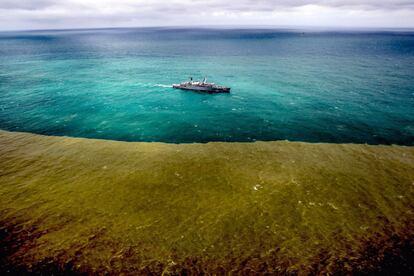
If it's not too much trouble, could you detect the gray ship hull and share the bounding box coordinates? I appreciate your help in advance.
[172,84,230,93]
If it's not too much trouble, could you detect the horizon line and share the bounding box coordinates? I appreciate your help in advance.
[1,25,414,33]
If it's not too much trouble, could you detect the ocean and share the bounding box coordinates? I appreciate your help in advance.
[1,28,414,274]
[0,28,413,144]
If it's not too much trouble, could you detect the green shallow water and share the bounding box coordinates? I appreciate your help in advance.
[0,131,413,274]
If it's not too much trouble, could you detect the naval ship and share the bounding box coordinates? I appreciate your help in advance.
[173,77,230,93]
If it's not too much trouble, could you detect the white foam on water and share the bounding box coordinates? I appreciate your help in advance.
[134,83,171,88]
[154,84,171,88]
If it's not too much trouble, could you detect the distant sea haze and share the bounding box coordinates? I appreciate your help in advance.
[0,28,413,145]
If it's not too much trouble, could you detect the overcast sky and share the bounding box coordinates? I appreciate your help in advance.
[1,0,414,31]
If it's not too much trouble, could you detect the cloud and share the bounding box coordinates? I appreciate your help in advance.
[0,0,414,30]
[2,0,414,11]
[0,0,57,10]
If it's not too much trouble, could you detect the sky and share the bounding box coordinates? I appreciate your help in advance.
[1,0,414,31]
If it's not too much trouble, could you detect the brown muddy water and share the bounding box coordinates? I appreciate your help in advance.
[0,130,413,274]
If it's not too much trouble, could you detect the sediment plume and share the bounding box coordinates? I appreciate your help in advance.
[0,130,413,274]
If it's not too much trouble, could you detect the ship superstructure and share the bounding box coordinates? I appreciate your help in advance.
[173,77,230,93]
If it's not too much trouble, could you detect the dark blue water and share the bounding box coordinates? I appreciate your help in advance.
[0,28,413,144]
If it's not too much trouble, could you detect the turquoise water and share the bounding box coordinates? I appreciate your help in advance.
[0,28,413,144]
